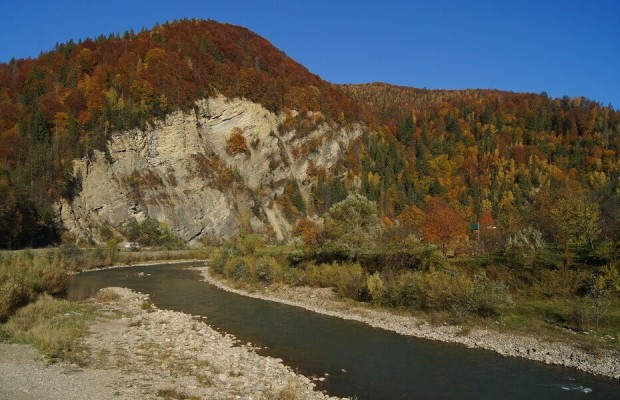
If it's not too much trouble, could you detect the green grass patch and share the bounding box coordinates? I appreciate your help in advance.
[0,294,97,364]
[500,297,620,350]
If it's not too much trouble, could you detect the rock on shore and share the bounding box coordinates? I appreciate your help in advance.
[201,267,620,380]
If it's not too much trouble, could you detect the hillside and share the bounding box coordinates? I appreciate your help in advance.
[0,19,360,247]
[339,82,619,218]
[0,19,618,252]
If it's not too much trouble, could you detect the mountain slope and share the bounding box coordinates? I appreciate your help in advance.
[0,20,618,248]
[0,19,360,247]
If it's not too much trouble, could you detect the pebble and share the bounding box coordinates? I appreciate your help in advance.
[92,287,340,399]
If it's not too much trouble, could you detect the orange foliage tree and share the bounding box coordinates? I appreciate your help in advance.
[293,217,321,250]
[422,198,467,256]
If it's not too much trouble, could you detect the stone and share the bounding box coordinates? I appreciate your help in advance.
[58,95,363,244]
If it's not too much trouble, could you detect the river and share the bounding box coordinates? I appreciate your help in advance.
[67,262,620,399]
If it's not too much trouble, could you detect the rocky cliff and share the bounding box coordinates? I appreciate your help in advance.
[58,95,363,245]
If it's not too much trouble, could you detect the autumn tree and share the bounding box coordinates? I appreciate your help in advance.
[321,194,384,260]
[548,189,602,266]
[395,204,424,239]
[421,198,467,256]
[504,226,546,270]
[293,217,321,251]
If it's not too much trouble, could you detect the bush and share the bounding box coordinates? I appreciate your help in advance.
[0,252,70,321]
[334,262,368,300]
[382,271,424,308]
[321,194,384,260]
[304,262,367,300]
[210,243,242,275]
[381,236,446,271]
[224,256,252,281]
[367,272,385,304]
[226,127,250,156]
[504,226,547,270]
[530,269,589,298]
[240,234,266,255]
[418,268,473,313]
[470,272,513,317]
[120,217,185,249]
[252,256,281,284]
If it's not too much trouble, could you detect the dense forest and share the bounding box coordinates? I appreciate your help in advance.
[293,83,620,264]
[0,18,618,265]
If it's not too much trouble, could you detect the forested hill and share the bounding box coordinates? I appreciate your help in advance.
[0,19,619,250]
[0,19,359,247]
[335,83,619,224]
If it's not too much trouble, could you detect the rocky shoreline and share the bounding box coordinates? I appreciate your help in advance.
[200,266,620,380]
[73,258,206,274]
[83,287,342,399]
[1,284,343,400]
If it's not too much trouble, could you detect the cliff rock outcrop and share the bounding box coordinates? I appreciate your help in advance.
[58,96,362,244]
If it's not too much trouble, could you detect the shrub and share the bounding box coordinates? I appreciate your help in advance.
[470,272,514,317]
[382,236,446,271]
[321,194,384,260]
[418,268,473,312]
[0,252,70,321]
[240,234,266,255]
[332,262,367,300]
[531,269,589,298]
[224,256,252,281]
[210,243,242,275]
[304,262,368,300]
[367,272,385,304]
[382,271,424,308]
[504,226,546,270]
[226,127,250,156]
[252,256,281,284]
[120,217,185,249]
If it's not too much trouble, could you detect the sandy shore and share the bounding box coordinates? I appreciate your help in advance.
[200,266,620,380]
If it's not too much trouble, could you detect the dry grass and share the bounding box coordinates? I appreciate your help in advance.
[95,289,122,303]
[0,295,97,364]
[261,378,305,400]
[157,389,200,400]
[0,251,70,320]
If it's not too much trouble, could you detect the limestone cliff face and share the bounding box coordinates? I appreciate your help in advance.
[58,96,362,245]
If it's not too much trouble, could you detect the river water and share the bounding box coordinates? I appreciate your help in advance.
[67,262,620,399]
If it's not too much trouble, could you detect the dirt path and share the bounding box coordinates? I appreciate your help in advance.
[0,343,142,400]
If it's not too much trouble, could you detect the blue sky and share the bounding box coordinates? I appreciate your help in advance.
[1,0,619,107]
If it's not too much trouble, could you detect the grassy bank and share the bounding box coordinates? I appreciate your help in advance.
[0,295,97,364]
[0,245,209,366]
[0,251,70,320]
[0,245,209,321]
[210,242,620,351]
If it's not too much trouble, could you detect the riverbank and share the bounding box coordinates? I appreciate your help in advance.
[73,258,207,273]
[200,266,620,380]
[1,287,342,400]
